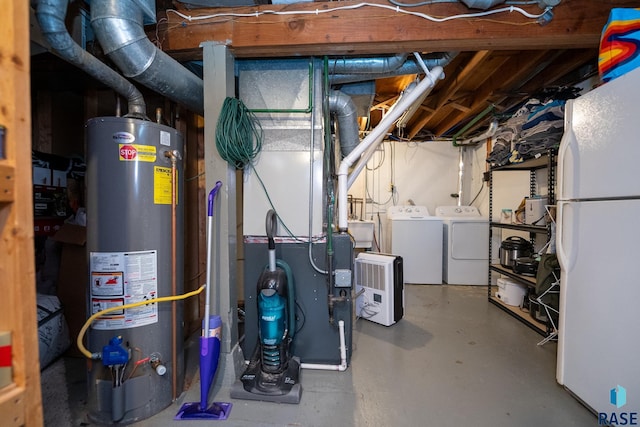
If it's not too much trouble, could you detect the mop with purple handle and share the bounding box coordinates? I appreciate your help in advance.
[175,181,232,420]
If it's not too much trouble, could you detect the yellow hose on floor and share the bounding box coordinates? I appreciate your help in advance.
[76,285,206,359]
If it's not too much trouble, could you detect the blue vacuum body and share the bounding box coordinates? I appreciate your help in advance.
[231,212,302,404]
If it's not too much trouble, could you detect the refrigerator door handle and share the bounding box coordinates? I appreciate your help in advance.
[556,200,578,272]
[557,100,579,201]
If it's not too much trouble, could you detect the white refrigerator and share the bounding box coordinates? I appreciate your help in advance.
[556,67,640,415]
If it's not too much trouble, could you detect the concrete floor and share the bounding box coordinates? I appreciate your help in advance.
[42,285,595,426]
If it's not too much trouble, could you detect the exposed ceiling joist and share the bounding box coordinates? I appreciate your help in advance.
[157,0,632,60]
[430,51,551,136]
[30,0,631,141]
[408,50,493,138]
[148,0,629,140]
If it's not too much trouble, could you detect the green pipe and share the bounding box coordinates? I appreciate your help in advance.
[327,192,334,254]
[452,103,495,147]
[323,56,332,170]
[323,56,334,255]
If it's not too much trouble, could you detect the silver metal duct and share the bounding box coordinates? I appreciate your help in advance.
[35,0,147,118]
[329,52,458,85]
[327,54,409,75]
[91,0,204,116]
[329,90,360,157]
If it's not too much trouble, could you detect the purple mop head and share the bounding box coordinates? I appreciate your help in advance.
[174,401,232,421]
[175,331,232,420]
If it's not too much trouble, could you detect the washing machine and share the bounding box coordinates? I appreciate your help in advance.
[435,205,489,285]
[387,205,443,284]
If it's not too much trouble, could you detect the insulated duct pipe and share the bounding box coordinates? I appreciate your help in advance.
[91,0,204,116]
[329,90,360,157]
[329,52,457,86]
[35,0,147,118]
[337,65,445,231]
[327,54,408,75]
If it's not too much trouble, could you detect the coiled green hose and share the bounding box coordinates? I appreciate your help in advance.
[215,97,263,169]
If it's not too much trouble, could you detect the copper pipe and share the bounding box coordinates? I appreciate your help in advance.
[165,150,178,401]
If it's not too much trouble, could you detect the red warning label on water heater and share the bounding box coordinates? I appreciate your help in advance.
[118,143,156,162]
[119,144,137,160]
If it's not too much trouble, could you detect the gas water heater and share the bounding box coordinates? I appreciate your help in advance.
[85,117,184,424]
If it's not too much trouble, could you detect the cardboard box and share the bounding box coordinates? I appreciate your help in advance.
[52,224,87,357]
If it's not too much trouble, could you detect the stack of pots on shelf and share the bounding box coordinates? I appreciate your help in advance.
[499,236,535,273]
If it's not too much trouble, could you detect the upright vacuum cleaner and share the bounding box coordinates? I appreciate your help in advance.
[231,210,302,403]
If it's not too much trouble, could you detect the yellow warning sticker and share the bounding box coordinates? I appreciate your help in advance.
[119,144,157,162]
[154,166,178,205]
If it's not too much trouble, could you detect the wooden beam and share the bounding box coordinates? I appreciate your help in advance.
[372,95,399,109]
[159,0,633,60]
[432,50,550,136]
[418,104,435,114]
[408,50,492,138]
[0,1,43,426]
[449,102,472,113]
[517,48,598,93]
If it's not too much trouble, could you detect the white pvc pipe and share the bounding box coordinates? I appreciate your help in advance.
[300,320,348,371]
[459,119,498,146]
[413,51,430,74]
[241,319,347,371]
[347,131,387,189]
[457,120,498,204]
[337,65,444,230]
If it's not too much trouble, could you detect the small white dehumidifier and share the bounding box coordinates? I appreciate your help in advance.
[354,253,404,326]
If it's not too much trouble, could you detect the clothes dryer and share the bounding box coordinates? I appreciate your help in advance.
[435,206,489,285]
[387,205,443,284]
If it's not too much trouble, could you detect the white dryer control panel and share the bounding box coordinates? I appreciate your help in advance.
[435,205,481,217]
[387,205,430,218]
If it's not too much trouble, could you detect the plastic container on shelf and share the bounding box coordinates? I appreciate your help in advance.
[496,277,527,307]
[500,208,513,224]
